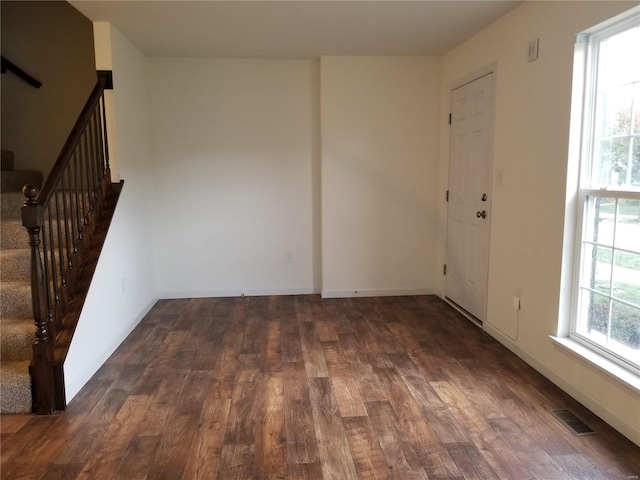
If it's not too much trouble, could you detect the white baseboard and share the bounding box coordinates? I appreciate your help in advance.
[159,287,320,299]
[484,322,640,447]
[321,288,435,299]
[64,297,158,403]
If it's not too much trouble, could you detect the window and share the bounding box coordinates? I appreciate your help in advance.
[571,8,640,373]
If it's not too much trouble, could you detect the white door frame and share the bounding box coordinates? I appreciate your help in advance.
[444,64,497,326]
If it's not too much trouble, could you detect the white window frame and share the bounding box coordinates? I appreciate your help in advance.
[570,7,640,375]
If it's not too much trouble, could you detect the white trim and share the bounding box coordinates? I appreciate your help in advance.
[483,323,640,446]
[159,287,320,299]
[447,61,497,91]
[581,189,640,199]
[64,297,158,403]
[550,335,640,394]
[584,5,640,40]
[321,288,435,299]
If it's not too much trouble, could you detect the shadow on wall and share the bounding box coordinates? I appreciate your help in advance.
[1,0,96,179]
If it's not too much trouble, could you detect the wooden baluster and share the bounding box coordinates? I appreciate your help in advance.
[22,185,55,414]
[92,107,101,186]
[79,130,94,233]
[78,135,90,224]
[53,189,66,289]
[60,170,74,270]
[85,114,96,201]
[90,108,103,218]
[46,205,59,307]
[88,122,98,207]
[72,151,84,241]
[44,205,62,336]
[100,93,111,185]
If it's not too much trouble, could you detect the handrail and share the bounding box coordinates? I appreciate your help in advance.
[1,56,42,88]
[21,75,114,414]
[37,75,108,206]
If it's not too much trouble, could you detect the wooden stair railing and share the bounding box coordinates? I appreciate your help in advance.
[21,73,121,414]
[1,56,43,88]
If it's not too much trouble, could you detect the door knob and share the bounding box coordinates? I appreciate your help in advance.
[476,210,487,219]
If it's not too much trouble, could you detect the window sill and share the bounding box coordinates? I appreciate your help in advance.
[550,336,640,394]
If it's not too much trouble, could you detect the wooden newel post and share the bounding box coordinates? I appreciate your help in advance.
[22,184,55,414]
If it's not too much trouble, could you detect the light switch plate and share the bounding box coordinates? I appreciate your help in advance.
[528,38,539,62]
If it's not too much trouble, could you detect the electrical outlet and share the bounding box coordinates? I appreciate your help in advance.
[285,251,293,263]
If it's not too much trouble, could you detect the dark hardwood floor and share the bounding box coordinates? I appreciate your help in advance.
[1,295,639,479]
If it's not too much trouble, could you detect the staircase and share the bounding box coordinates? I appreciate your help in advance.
[0,73,121,414]
[1,150,43,413]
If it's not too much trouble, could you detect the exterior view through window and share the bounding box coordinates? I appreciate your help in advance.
[572,9,640,373]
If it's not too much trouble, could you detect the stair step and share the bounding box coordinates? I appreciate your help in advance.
[1,248,31,282]
[1,192,25,220]
[0,319,34,361]
[0,360,32,413]
[1,220,29,249]
[1,281,33,319]
[1,170,43,193]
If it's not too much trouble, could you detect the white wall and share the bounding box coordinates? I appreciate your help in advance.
[64,24,157,401]
[1,1,96,177]
[438,1,640,445]
[321,56,440,297]
[149,59,320,297]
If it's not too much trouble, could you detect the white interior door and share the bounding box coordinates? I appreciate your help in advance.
[445,72,494,323]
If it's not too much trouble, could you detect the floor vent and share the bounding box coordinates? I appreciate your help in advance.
[550,409,597,436]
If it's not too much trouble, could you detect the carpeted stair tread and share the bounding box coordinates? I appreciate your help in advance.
[1,281,33,319]
[1,192,26,220]
[0,360,32,413]
[1,219,29,249]
[1,318,34,361]
[2,217,76,250]
[1,248,31,282]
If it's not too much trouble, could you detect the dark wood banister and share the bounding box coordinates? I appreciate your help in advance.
[1,56,42,88]
[36,76,109,206]
[21,72,121,414]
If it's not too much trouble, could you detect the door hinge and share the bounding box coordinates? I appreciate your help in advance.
[446,190,449,202]
[443,264,447,275]
[448,113,452,125]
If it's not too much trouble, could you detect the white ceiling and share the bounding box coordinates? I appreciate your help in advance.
[70,1,522,59]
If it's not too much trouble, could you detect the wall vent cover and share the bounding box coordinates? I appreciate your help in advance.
[550,409,597,436]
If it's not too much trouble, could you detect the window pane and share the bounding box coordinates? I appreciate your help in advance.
[595,246,614,293]
[615,198,640,251]
[610,301,640,350]
[591,24,640,190]
[583,290,610,335]
[599,26,640,88]
[584,196,615,245]
[634,84,640,133]
[632,137,640,186]
[581,243,612,293]
[602,85,632,137]
[612,251,640,305]
[599,137,630,186]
